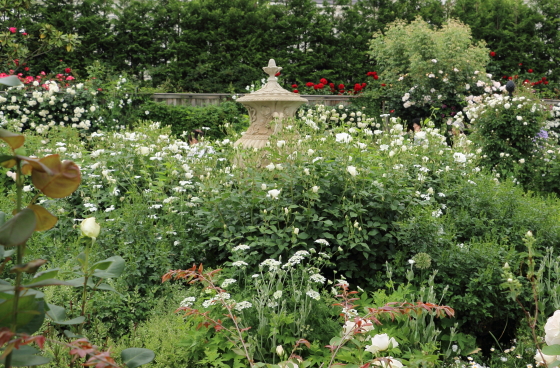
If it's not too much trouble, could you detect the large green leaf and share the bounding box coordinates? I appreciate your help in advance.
[0,293,45,334]
[0,345,51,366]
[0,208,37,247]
[0,76,24,87]
[121,348,155,368]
[542,345,560,356]
[92,256,125,278]
[46,303,85,325]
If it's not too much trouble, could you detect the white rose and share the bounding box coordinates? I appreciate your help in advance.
[373,357,404,368]
[268,189,281,199]
[312,186,319,193]
[453,153,467,163]
[81,217,100,239]
[265,163,275,171]
[335,133,352,143]
[545,310,560,345]
[365,334,398,354]
[276,345,284,356]
[347,166,358,177]
[534,349,559,366]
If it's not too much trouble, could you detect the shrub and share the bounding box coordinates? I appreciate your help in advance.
[367,17,490,127]
[139,100,248,140]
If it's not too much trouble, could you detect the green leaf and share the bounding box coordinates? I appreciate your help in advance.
[542,345,560,356]
[0,345,51,366]
[0,209,37,247]
[30,268,60,283]
[24,278,73,288]
[91,256,125,278]
[46,303,85,325]
[0,293,45,334]
[0,76,24,87]
[121,348,155,368]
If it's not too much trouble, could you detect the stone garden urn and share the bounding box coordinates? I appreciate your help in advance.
[234,59,308,149]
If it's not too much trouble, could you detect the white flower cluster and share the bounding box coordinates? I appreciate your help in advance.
[202,292,231,308]
[260,258,282,270]
[179,296,196,308]
[220,278,237,288]
[282,250,310,269]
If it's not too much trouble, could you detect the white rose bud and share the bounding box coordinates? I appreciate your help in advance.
[81,217,100,239]
[276,345,284,357]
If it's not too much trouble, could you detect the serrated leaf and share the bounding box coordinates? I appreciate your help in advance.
[0,208,36,247]
[121,348,155,368]
[91,256,125,278]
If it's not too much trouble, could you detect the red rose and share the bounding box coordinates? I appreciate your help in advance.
[544,81,549,85]
[291,84,298,88]
[542,77,547,81]
[339,90,344,94]
[502,76,508,79]
[390,109,395,113]
[24,67,29,71]
[320,78,328,85]
[338,84,345,90]
[305,82,314,87]
[490,51,496,57]
[316,83,325,89]
[381,83,386,87]
[275,72,281,77]
[293,90,299,93]
[373,75,379,80]
[66,76,75,81]
[22,32,27,36]
[528,69,533,73]
[519,63,523,66]
[366,72,374,76]
[523,79,529,83]
[313,85,318,90]
[97,88,103,91]
[65,68,72,74]
[361,83,367,88]
[9,27,16,33]
[329,82,334,88]
[508,76,513,80]
[354,83,362,91]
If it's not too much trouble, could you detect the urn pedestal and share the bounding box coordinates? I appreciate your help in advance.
[234,59,308,149]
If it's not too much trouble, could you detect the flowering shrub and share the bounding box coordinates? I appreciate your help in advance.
[367,17,490,126]
[0,72,145,133]
[454,88,550,186]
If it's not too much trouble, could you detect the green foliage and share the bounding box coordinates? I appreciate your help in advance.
[465,87,550,185]
[0,0,81,71]
[140,100,248,140]
[451,0,560,94]
[367,17,490,126]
